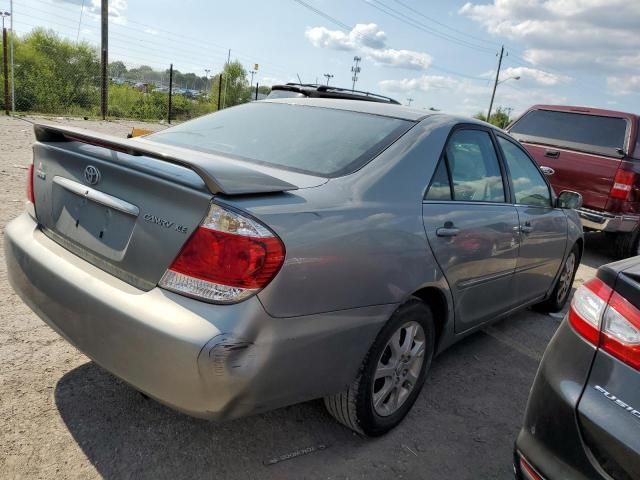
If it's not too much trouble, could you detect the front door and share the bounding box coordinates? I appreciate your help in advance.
[423,128,520,333]
[496,135,567,302]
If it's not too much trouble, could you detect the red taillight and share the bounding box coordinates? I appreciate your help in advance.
[601,290,640,370]
[26,163,35,204]
[159,203,285,303]
[610,169,635,200]
[568,278,612,345]
[570,276,640,371]
[518,454,544,480]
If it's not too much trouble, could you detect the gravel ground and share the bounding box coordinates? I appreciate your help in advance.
[0,115,617,479]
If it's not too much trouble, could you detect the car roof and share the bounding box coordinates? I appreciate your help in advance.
[270,83,402,105]
[262,97,455,122]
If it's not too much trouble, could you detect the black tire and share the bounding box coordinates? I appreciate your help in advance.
[613,230,640,259]
[324,298,435,437]
[534,244,580,313]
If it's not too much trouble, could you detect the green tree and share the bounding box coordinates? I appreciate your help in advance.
[108,61,127,79]
[10,28,99,113]
[474,106,511,128]
[211,61,250,109]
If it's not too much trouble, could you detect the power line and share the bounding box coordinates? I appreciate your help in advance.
[291,0,351,31]
[392,0,500,48]
[363,0,495,54]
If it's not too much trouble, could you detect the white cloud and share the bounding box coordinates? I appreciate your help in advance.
[498,66,570,86]
[379,73,567,116]
[55,0,128,24]
[607,76,640,96]
[305,23,432,70]
[460,0,640,83]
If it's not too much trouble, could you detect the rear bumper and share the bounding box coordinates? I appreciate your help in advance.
[578,208,638,233]
[514,320,607,479]
[5,213,392,420]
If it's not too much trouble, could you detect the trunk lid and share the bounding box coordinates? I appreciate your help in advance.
[31,123,322,290]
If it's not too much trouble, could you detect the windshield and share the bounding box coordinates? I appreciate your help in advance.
[149,102,413,177]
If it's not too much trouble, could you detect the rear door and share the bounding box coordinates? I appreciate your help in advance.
[496,134,567,302]
[423,127,521,332]
[509,109,629,210]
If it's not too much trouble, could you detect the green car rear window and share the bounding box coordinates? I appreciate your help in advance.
[149,102,413,177]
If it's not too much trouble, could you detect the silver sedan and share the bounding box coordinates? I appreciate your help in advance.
[5,98,583,436]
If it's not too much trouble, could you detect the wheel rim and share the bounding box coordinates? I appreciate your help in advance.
[372,321,426,417]
[556,252,576,303]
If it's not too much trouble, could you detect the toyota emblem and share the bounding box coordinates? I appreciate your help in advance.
[84,165,101,185]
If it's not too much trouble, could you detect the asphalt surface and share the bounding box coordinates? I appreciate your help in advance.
[0,115,617,479]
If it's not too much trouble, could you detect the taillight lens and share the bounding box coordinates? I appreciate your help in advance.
[601,291,640,370]
[570,276,640,371]
[610,169,635,200]
[159,203,285,303]
[26,163,35,204]
[518,454,544,480]
[568,278,612,344]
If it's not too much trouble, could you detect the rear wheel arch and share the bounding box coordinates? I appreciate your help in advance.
[411,286,449,351]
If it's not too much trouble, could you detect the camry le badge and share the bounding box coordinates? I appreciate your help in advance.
[84,165,101,185]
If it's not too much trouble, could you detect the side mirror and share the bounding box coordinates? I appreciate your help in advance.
[556,190,582,210]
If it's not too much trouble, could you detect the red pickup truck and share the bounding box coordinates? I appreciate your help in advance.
[508,105,640,257]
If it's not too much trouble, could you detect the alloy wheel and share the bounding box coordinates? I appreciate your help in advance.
[557,252,576,303]
[372,321,426,417]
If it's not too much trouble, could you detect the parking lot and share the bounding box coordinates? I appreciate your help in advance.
[0,115,617,479]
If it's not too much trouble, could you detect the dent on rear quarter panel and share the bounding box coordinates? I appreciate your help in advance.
[224,116,457,319]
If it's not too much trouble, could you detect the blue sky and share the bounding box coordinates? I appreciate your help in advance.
[6,0,640,115]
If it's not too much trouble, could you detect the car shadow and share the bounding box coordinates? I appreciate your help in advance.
[582,232,618,269]
[55,313,548,480]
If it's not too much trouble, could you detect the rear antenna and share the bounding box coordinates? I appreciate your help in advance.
[296,73,303,84]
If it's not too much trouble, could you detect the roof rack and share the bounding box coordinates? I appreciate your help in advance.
[271,83,401,105]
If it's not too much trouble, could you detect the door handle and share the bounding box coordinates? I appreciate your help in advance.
[436,227,460,237]
[520,222,533,234]
[544,149,560,159]
[540,166,555,176]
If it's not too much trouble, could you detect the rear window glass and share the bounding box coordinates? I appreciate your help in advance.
[149,102,413,177]
[510,110,627,156]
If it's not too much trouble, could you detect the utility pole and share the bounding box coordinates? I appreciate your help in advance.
[100,0,108,120]
[204,68,210,92]
[10,0,14,112]
[351,56,361,91]
[255,82,258,101]
[406,98,414,107]
[487,45,504,122]
[168,63,173,124]
[323,73,334,85]
[1,11,10,115]
[217,74,223,110]
[222,48,230,109]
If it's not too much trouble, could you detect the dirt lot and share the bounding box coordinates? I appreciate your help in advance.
[0,115,617,479]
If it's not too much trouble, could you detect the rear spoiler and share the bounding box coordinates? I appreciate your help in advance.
[33,123,298,195]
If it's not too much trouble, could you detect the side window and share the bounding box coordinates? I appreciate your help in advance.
[497,136,551,207]
[446,129,505,202]
[425,158,451,200]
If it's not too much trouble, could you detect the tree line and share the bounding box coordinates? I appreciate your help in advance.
[0,28,270,121]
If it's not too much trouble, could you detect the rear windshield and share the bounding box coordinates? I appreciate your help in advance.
[149,102,413,177]
[510,109,628,157]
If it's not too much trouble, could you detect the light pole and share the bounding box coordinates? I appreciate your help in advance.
[1,11,10,115]
[323,73,333,85]
[351,56,361,91]
[204,68,210,91]
[406,97,414,107]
